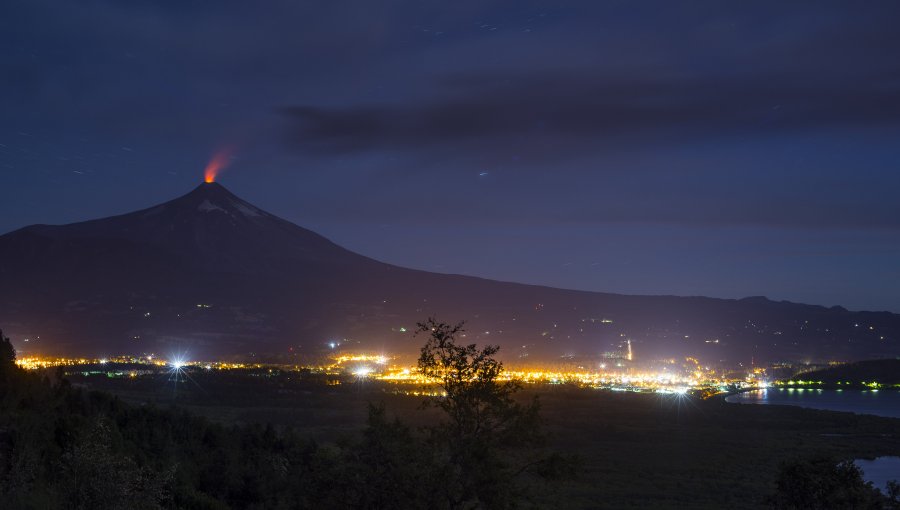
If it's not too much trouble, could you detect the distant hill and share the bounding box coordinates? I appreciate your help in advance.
[1,182,899,363]
[792,359,900,385]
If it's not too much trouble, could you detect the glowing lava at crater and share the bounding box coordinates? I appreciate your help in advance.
[204,149,233,183]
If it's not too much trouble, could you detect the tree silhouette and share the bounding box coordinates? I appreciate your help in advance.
[416,317,568,508]
[0,330,16,378]
[58,419,170,509]
[886,480,900,509]
[768,457,885,509]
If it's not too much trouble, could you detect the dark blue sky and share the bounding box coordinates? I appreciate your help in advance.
[2,1,900,311]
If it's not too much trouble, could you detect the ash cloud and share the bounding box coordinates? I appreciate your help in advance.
[280,68,900,155]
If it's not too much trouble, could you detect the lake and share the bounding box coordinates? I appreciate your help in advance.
[855,457,900,492]
[725,388,900,419]
[726,389,900,490]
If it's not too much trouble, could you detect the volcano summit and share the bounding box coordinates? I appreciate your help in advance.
[1,183,898,363]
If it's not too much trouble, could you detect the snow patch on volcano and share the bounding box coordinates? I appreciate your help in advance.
[232,201,262,217]
[198,199,226,213]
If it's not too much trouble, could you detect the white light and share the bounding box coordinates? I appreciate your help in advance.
[353,367,372,377]
[99,358,108,364]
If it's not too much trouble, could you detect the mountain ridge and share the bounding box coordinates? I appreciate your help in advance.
[1,183,898,364]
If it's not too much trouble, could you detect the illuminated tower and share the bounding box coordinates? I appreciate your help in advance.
[626,339,633,361]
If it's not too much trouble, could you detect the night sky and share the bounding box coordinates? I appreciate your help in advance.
[2,1,900,312]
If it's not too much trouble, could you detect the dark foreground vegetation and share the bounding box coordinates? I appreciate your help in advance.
[0,323,571,509]
[2,326,900,509]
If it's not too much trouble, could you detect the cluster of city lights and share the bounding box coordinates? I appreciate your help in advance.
[374,365,760,394]
[14,352,780,396]
[15,356,95,370]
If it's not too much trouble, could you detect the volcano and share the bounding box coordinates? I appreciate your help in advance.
[1,182,898,363]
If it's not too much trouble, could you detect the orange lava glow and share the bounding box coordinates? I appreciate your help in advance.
[204,150,232,183]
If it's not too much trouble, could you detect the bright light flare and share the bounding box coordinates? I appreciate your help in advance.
[168,354,189,370]
[204,149,233,183]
